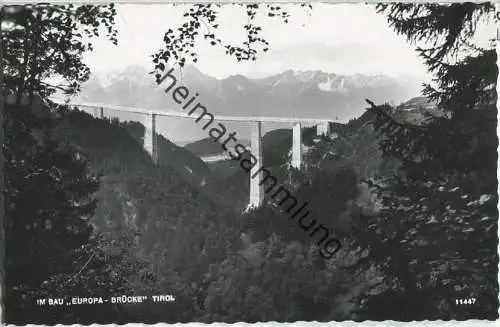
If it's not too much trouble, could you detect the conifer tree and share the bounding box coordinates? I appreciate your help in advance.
[349,3,498,320]
[1,4,140,324]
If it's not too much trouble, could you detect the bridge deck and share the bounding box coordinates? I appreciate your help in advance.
[51,99,336,124]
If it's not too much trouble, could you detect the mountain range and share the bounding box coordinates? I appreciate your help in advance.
[76,65,422,142]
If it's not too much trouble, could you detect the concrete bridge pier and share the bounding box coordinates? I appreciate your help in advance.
[291,122,302,169]
[316,121,330,136]
[248,121,264,209]
[144,113,158,164]
[93,107,104,119]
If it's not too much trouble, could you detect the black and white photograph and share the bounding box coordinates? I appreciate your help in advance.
[0,1,498,324]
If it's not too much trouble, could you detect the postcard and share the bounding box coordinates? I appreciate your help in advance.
[1,2,498,324]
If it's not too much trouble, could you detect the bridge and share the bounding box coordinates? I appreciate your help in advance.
[51,99,334,209]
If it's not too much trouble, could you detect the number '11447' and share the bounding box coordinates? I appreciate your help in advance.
[456,298,476,305]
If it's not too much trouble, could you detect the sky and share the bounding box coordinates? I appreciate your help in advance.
[80,3,495,143]
[84,3,437,81]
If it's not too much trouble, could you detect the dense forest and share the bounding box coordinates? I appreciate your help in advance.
[2,2,498,324]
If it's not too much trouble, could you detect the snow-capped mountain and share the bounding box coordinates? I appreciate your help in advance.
[76,65,422,141]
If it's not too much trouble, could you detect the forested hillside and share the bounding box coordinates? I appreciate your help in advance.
[53,107,244,322]
[31,105,378,322]
[121,120,212,188]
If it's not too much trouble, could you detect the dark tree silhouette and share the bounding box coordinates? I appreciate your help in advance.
[2,4,117,105]
[1,4,142,324]
[348,3,498,320]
